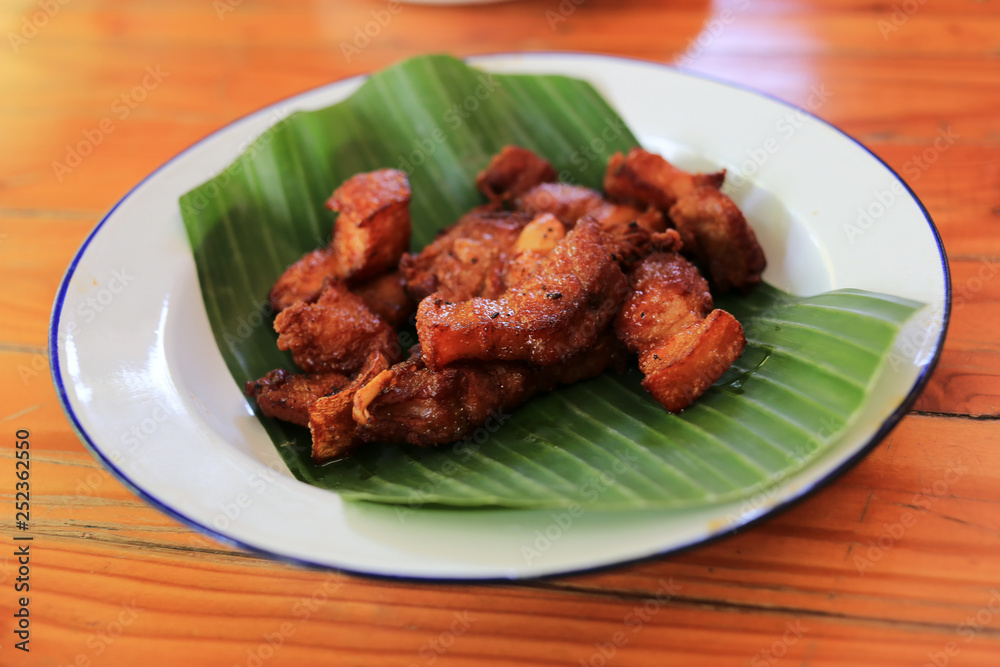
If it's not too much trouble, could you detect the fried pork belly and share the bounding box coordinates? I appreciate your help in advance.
[274,281,401,374]
[604,147,724,211]
[400,207,532,302]
[308,352,390,462]
[268,169,412,312]
[257,148,762,455]
[352,270,414,328]
[669,188,767,293]
[350,333,627,448]
[269,246,340,312]
[244,369,349,427]
[502,213,566,287]
[517,182,672,266]
[518,182,606,223]
[604,148,765,292]
[476,145,558,203]
[614,252,746,412]
[416,219,628,369]
[519,181,667,234]
[326,168,412,283]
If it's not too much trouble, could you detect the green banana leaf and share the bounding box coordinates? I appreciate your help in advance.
[180,54,920,510]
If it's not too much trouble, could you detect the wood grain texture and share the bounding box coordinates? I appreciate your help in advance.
[1,0,997,665]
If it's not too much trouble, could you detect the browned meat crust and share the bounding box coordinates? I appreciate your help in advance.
[603,148,765,293]
[416,219,628,369]
[244,369,350,427]
[350,333,627,448]
[268,169,412,312]
[326,168,412,283]
[268,247,340,312]
[516,182,672,268]
[669,187,767,293]
[476,145,558,202]
[518,182,607,224]
[614,252,746,412]
[501,213,566,287]
[604,147,724,211]
[400,207,533,302]
[308,352,390,462]
[352,270,414,328]
[274,281,401,374]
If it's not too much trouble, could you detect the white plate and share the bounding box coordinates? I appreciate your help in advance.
[51,53,949,580]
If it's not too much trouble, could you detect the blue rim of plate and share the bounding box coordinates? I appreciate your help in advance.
[49,51,952,583]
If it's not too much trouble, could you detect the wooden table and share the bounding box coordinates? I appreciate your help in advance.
[2,0,998,664]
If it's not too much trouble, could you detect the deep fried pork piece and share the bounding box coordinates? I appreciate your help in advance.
[308,352,390,462]
[502,213,566,287]
[268,169,412,312]
[669,188,767,293]
[517,182,672,267]
[476,145,558,203]
[326,168,411,283]
[400,207,532,302]
[604,147,724,211]
[519,182,667,234]
[274,281,401,374]
[244,369,349,427]
[604,148,765,292]
[352,270,414,328]
[271,255,416,321]
[614,252,746,412]
[416,219,628,369]
[518,182,606,223]
[350,333,627,448]
[268,247,340,312]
